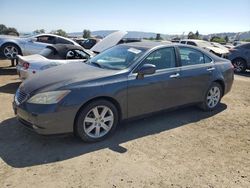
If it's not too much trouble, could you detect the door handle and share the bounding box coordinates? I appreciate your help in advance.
[170,73,180,78]
[207,67,215,71]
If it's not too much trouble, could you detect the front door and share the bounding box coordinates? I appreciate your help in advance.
[127,47,183,118]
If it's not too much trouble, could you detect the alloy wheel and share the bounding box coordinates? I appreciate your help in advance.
[3,45,18,59]
[83,105,114,138]
[233,61,245,73]
[206,86,221,108]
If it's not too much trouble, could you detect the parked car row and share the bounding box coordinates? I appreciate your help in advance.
[16,31,128,79]
[179,39,250,73]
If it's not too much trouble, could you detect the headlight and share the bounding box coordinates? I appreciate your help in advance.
[27,90,70,104]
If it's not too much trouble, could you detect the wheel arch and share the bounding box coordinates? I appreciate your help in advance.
[73,96,122,132]
[213,79,225,96]
[232,57,247,63]
[0,42,23,55]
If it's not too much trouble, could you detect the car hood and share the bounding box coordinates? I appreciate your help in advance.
[20,62,121,94]
[205,46,228,54]
[90,31,128,53]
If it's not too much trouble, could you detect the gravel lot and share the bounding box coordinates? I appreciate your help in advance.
[0,60,250,188]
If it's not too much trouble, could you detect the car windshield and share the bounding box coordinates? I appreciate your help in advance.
[87,45,147,70]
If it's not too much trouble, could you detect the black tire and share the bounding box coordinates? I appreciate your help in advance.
[200,82,222,111]
[0,43,22,59]
[232,58,247,73]
[75,100,119,142]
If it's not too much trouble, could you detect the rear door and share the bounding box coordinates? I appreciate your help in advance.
[127,47,183,118]
[177,46,214,103]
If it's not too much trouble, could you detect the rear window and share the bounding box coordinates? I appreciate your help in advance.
[56,37,74,45]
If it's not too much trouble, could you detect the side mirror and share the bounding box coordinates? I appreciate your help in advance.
[137,64,156,79]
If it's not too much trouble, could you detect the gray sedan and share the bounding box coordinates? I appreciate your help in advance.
[13,42,234,142]
[0,34,80,59]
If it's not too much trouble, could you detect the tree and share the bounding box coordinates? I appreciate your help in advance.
[155,33,163,40]
[210,36,226,43]
[3,27,19,36]
[51,29,67,37]
[0,24,19,36]
[195,30,199,38]
[224,36,229,43]
[188,31,199,39]
[83,29,91,38]
[33,29,45,34]
[0,24,7,34]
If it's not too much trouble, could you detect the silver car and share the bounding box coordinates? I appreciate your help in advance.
[16,44,94,79]
[0,34,80,59]
[16,31,128,80]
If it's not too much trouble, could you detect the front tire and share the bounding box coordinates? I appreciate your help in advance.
[75,100,119,142]
[200,82,222,111]
[232,58,247,73]
[0,43,21,59]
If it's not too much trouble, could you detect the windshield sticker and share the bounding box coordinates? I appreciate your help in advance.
[127,48,142,54]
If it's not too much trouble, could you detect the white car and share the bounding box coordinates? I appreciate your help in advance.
[0,33,80,59]
[16,31,128,80]
[180,39,228,57]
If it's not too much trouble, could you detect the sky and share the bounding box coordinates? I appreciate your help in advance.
[0,0,250,35]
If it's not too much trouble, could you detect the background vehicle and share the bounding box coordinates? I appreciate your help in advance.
[16,31,128,79]
[16,44,94,79]
[0,34,80,59]
[228,43,250,73]
[180,39,228,57]
[79,38,101,49]
[210,42,229,54]
[13,42,234,142]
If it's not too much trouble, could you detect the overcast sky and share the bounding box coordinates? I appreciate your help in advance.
[0,0,250,34]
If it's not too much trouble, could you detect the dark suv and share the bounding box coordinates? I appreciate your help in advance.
[228,43,250,73]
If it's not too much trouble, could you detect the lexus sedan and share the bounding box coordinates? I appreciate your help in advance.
[0,34,80,59]
[13,42,234,142]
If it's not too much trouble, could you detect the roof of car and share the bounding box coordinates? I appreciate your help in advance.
[121,41,173,49]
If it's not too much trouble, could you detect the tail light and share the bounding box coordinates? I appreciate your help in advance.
[23,62,30,70]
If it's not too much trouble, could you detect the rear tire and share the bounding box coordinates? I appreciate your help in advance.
[75,100,119,142]
[200,82,222,111]
[232,58,247,73]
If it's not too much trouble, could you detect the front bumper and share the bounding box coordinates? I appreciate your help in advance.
[13,101,77,135]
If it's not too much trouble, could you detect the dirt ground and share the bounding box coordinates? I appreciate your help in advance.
[0,59,249,188]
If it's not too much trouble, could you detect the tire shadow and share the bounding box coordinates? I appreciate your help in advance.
[0,82,21,94]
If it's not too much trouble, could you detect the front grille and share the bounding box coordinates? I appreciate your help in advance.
[15,89,28,105]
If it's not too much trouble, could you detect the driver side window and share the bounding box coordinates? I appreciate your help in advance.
[36,36,55,44]
[142,47,176,70]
